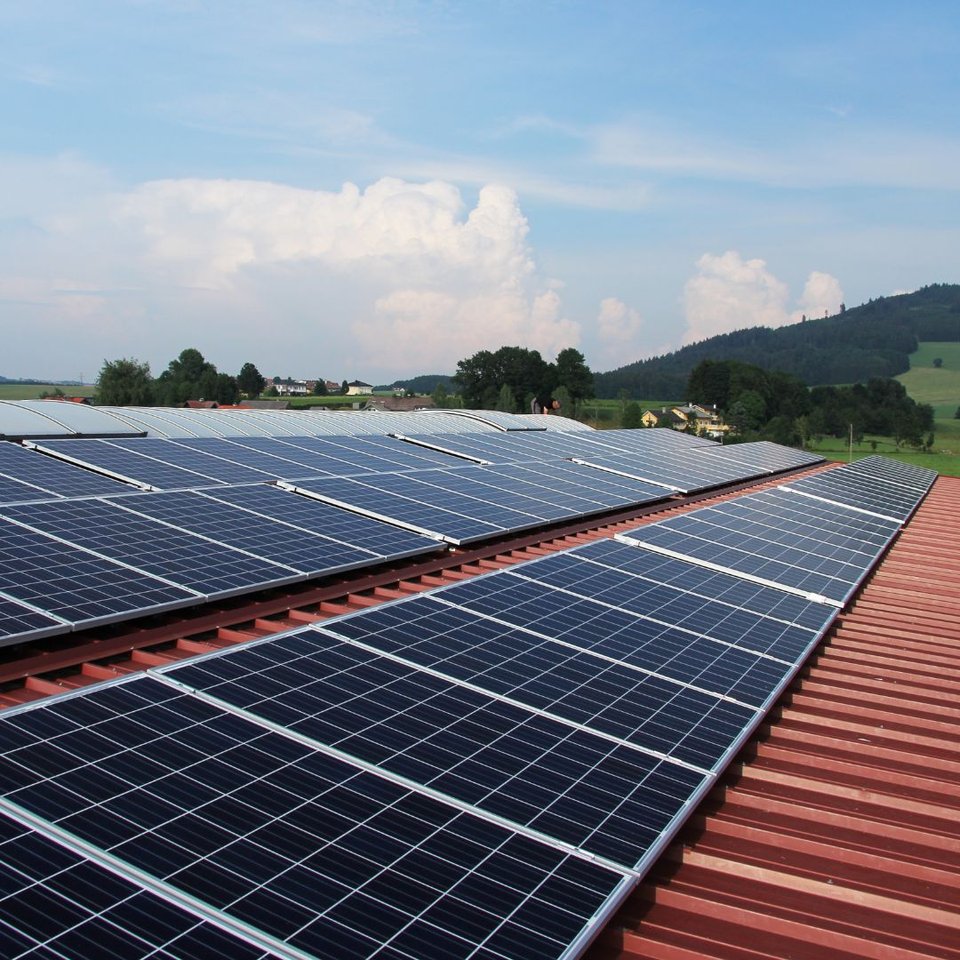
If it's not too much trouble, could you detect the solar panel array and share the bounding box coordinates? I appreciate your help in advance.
[280,461,671,545]
[0,420,836,651]
[0,431,936,959]
[617,459,935,606]
[1,401,526,440]
[0,491,443,648]
[0,677,632,960]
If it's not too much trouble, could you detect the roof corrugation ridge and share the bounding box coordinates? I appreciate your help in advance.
[589,474,960,960]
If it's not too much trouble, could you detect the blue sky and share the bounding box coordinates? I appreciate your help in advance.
[2,1,958,385]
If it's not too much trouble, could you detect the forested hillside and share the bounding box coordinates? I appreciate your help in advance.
[593,283,960,399]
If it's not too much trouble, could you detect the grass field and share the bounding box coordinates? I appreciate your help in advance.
[897,341,960,419]
[0,383,96,401]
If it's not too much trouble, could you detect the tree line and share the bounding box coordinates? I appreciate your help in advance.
[687,359,935,450]
[451,346,594,413]
[593,283,960,399]
[96,350,268,406]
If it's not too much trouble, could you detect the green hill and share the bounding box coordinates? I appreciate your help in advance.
[594,283,960,399]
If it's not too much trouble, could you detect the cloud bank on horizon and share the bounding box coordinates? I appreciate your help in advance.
[1,2,957,384]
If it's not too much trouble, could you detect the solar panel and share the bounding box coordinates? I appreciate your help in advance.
[255,435,401,475]
[30,439,229,490]
[1,499,303,600]
[320,596,758,771]
[429,571,809,708]
[0,518,198,635]
[0,441,135,499]
[198,483,447,559]
[279,475,530,545]
[177,436,348,478]
[109,489,439,577]
[718,487,901,550]
[0,595,67,645]
[323,434,471,470]
[615,489,896,605]
[0,677,631,960]
[283,459,671,547]
[571,447,755,493]
[0,472,64,506]
[161,628,709,871]
[781,465,928,522]
[107,438,278,484]
[702,440,824,473]
[494,461,674,507]
[843,454,937,493]
[0,809,283,959]
[526,538,837,645]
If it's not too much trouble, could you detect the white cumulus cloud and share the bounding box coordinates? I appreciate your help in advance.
[592,297,645,368]
[791,270,844,321]
[1,173,583,381]
[683,251,843,344]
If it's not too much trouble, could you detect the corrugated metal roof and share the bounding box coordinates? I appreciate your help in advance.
[588,475,960,960]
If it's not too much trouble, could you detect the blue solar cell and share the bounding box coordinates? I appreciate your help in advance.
[281,476,511,544]
[0,677,629,960]
[782,466,926,522]
[2,441,132,498]
[35,439,229,490]
[0,596,66,645]
[198,483,444,559]
[0,472,63,505]
[108,490,405,578]
[1,499,301,599]
[322,597,757,770]
[523,539,835,656]
[496,460,673,505]
[108,438,276,484]
[0,811,281,960]
[0,517,198,628]
[434,573,795,708]
[618,511,868,605]
[163,628,709,869]
[702,440,824,473]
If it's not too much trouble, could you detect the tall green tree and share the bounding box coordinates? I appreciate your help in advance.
[155,348,219,404]
[495,384,516,413]
[237,362,265,397]
[622,402,643,429]
[431,383,450,408]
[453,346,549,410]
[96,358,155,406]
[553,348,594,404]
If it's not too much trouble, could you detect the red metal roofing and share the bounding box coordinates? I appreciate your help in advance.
[587,475,960,960]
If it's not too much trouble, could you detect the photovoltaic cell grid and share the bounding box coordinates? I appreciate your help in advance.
[781,460,935,523]
[427,567,824,707]
[616,486,904,605]
[0,499,303,601]
[116,489,443,575]
[0,810,282,960]
[29,439,231,491]
[531,539,837,645]
[282,460,671,545]
[320,597,756,771]
[0,440,134,501]
[572,446,758,493]
[162,628,709,870]
[108,438,278,484]
[0,677,629,960]
[0,518,197,637]
[843,454,937,493]
[196,484,444,558]
[702,440,824,474]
